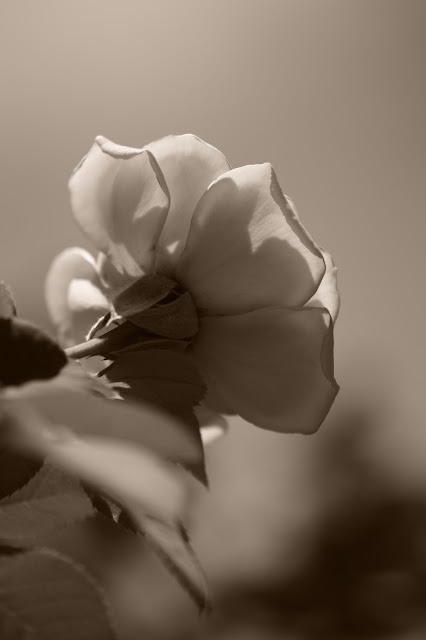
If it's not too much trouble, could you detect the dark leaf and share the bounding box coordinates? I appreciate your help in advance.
[103,349,207,483]
[3,463,84,505]
[112,273,176,317]
[0,318,67,386]
[109,336,190,356]
[127,290,199,339]
[84,490,114,519]
[104,348,206,414]
[0,548,117,639]
[0,448,41,501]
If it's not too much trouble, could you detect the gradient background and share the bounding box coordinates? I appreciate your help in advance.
[1,1,425,637]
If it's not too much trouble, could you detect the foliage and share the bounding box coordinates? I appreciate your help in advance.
[0,283,210,638]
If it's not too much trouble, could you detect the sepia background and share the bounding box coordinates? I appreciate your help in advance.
[1,1,425,637]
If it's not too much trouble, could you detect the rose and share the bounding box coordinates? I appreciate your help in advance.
[46,134,339,434]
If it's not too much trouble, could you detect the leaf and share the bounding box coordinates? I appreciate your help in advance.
[2,400,192,523]
[104,348,206,415]
[126,291,199,339]
[112,273,176,317]
[0,318,67,386]
[4,373,203,466]
[0,548,117,639]
[0,492,93,548]
[130,513,211,614]
[3,464,84,505]
[0,283,16,319]
[109,336,190,356]
[27,516,188,638]
[110,274,199,339]
[32,514,143,590]
[102,349,208,483]
[0,448,41,501]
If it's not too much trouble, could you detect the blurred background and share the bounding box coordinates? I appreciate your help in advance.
[1,1,425,637]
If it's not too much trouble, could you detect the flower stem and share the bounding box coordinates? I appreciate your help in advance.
[65,322,142,359]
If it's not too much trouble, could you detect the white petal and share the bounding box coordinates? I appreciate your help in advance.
[145,134,230,276]
[177,164,325,314]
[192,306,338,434]
[45,248,108,346]
[305,249,340,322]
[69,137,170,284]
[67,278,109,312]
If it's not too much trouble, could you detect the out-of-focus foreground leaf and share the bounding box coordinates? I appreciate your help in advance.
[7,373,203,465]
[139,515,211,614]
[0,448,41,500]
[2,398,191,523]
[0,548,117,639]
[0,371,209,615]
[0,492,93,548]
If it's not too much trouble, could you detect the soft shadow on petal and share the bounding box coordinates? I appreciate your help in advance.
[192,307,339,434]
[69,137,170,283]
[177,164,325,314]
[146,134,230,276]
[305,249,340,323]
[45,248,109,347]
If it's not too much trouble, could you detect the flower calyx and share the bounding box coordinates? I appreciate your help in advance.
[66,273,199,361]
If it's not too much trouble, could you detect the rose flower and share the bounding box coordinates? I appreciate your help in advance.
[46,134,339,435]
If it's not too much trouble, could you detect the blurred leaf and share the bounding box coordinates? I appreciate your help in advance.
[0,318,67,386]
[2,400,191,523]
[137,515,211,614]
[36,514,143,587]
[3,464,84,505]
[0,548,117,639]
[0,448,41,501]
[0,283,16,319]
[29,515,179,639]
[4,374,203,466]
[0,492,93,548]
[55,361,120,400]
